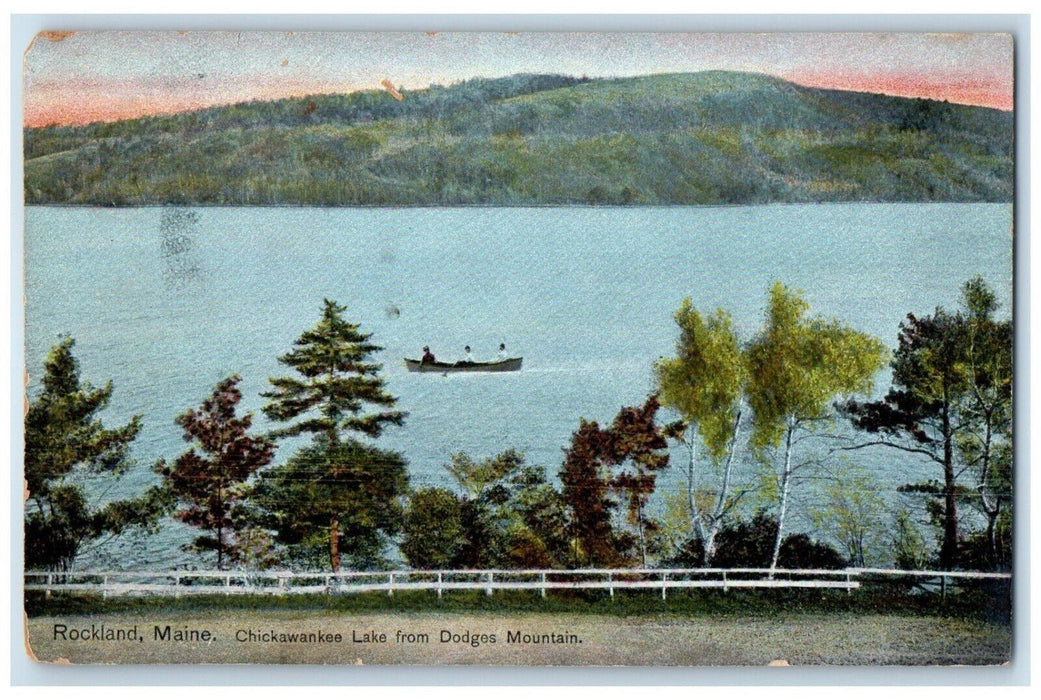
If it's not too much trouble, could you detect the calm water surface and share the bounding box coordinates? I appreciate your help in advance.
[24,204,1013,569]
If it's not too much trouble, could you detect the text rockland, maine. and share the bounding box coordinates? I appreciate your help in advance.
[52,624,582,647]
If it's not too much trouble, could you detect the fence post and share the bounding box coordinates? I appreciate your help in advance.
[941,574,947,600]
[661,572,667,600]
[846,572,852,596]
[102,575,108,599]
[608,572,614,599]
[437,572,443,599]
[540,572,547,599]
[486,572,493,596]
[388,572,394,597]
[722,571,728,593]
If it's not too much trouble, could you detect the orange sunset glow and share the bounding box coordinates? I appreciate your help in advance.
[23,31,1014,128]
[787,71,1014,111]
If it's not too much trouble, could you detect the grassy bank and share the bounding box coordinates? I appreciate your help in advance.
[26,584,1011,623]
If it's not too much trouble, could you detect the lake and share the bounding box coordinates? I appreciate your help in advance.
[23,204,1014,569]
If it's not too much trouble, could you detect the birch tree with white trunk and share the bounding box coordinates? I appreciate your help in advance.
[746,282,886,575]
[655,300,748,564]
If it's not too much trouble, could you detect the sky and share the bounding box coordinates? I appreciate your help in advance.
[22,31,1014,127]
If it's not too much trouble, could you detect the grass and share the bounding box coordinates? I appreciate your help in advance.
[24,584,1011,623]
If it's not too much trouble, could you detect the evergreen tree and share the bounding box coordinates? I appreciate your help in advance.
[254,439,408,571]
[262,298,406,440]
[157,376,275,569]
[24,337,169,571]
[259,299,407,571]
[844,277,1012,569]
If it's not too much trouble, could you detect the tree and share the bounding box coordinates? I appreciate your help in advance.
[254,439,408,571]
[560,396,671,567]
[445,451,570,569]
[605,397,672,566]
[446,450,521,501]
[890,509,930,571]
[810,466,886,567]
[157,376,275,569]
[401,488,465,569]
[560,418,619,567]
[655,299,749,563]
[262,298,406,441]
[24,337,170,570]
[843,277,1012,569]
[960,278,1013,568]
[746,283,886,573]
[702,512,845,570]
[260,299,408,571]
[503,461,571,567]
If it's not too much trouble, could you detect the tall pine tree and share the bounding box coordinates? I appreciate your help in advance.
[259,299,407,571]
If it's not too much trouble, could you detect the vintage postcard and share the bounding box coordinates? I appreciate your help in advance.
[20,28,1015,669]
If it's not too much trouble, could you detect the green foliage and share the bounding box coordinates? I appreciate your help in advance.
[253,438,409,571]
[24,72,1012,206]
[400,488,465,569]
[670,512,846,569]
[230,527,282,572]
[259,300,408,571]
[24,337,170,570]
[891,510,931,571]
[746,283,887,571]
[748,283,888,450]
[446,451,520,500]
[845,276,1012,569]
[156,375,275,569]
[261,298,405,441]
[655,298,751,563]
[810,466,887,567]
[445,451,571,569]
[656,301,745,460]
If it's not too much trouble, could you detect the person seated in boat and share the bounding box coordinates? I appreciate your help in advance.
[497,343,508,360]
[421,346,436,364]
[457,345,475,365]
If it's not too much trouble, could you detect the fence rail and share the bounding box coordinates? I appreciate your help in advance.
[24,567,1011,599]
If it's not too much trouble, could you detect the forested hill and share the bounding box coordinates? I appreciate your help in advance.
[24,71,1014,206]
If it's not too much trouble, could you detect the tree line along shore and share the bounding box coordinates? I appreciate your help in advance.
[24,277,1012,581]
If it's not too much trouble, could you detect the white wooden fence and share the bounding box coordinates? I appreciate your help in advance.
[24,567,1011,599]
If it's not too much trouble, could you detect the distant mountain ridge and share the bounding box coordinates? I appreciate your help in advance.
[23,71,1013,206]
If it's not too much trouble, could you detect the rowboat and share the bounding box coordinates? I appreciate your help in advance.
[404,357,523,373]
